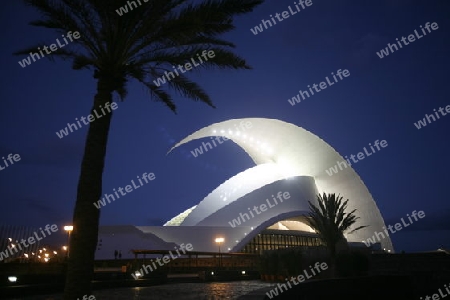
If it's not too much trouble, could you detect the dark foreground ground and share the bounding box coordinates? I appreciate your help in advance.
[7,281,273,300]
[4,275,447,300]
[2,252,450,299]
[258,275,416,300]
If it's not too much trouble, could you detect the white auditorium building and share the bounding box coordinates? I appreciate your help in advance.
[95,118,392,259]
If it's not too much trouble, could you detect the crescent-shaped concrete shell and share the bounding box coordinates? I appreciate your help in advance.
[167,118,394,252]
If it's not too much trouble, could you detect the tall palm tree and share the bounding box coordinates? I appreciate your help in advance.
[307,192,367,259]
[16,0,263,298]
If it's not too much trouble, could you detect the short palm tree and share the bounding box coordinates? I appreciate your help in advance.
[16,0,263,298]
[306,192,367,259]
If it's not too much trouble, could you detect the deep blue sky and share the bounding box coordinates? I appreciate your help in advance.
[1,0,449,252]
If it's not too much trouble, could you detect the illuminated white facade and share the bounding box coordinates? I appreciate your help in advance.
[96,118,393,259]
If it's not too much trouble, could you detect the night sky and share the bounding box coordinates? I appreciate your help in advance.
[1,0,449,252]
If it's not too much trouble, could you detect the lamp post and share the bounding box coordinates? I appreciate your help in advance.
[63,226,73,258]
[215,237,224,268]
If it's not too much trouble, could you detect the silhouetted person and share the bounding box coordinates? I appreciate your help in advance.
[114,249,118,259]
[118,251,122,259]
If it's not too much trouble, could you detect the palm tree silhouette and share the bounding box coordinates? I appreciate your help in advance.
[307,192,367,273]
[16,0,263,298]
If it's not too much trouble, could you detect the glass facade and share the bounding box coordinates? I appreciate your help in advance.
[239,230,323,254]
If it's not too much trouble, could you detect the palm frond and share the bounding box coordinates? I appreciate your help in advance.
[167,74,215,107]
[307,192,367,253]
[18,0,263,111]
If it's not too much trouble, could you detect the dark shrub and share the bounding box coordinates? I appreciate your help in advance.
[336,250,369,277]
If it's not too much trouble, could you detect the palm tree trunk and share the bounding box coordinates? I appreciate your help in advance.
[63,77,115,300]
[329,246,336,278]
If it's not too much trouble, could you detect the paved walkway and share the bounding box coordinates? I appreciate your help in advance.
[237,285,275,300]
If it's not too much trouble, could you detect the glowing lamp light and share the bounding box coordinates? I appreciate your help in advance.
[215,237,225,268]
[8,276,17,283]
[64,226,73,258]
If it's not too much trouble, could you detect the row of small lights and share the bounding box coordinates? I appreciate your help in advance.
[7,245,68,283]
[219,184,242,202]
[7,225,73,283]
[211,129,273,155]
[211,128,279,202]
[359,240,391,253]
[7,237,69,263]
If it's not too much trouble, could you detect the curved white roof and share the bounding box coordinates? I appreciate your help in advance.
[168,118,394,252]
[164,205,197,226]
[180,163,292,226]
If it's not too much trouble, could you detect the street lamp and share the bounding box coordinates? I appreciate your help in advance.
[64,226,73,258]
[215,237,224,268]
